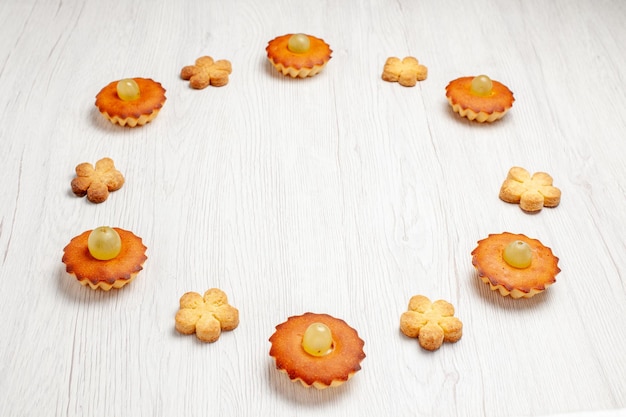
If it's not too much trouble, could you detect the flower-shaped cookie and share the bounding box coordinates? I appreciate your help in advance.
[499,166,561,212]
[180,56,232,89]
[400,295,462,351]
[381,56,428,87]
[175,288,239,343]
[70,157,124,203]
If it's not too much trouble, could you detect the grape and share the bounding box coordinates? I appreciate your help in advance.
[88,226,122,260]
[302,322,333,356]
[116,78,140,101]
[471,75,493,96]
[502,240,532,269]
[287,34,311,53]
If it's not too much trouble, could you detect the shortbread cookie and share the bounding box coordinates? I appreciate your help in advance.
[71,157,124,203]
[382,56,427,87]
[499,166,561,212]
[175,288,239,343]
[400,295,462,351]
[180,56,232,89]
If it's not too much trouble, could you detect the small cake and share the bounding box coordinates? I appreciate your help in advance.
[95,78,166,127]
[471,232,560,298]
[269,312,365,389]
[62,227,147,290]
[266,34,332,78]
[400,295,462,351]
[445,75,514,122]
[175,288,239,343]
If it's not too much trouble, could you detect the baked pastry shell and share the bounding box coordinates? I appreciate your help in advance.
[95,78,166,127]
[269,312,365,389]
[266,34,332,78]
[445,76,514,122]
[471,232,559,298]
[62,228,147,290]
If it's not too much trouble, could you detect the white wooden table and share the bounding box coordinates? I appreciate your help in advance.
[1,0,625,416]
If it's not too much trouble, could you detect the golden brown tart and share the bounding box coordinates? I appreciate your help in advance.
[95,78,166,127]
[266,34,332,78]
[269,312,365,389]
[445,75,514,122]
[62,228,147,290]
[471,232,559,298]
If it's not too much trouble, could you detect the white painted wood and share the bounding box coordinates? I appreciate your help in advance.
[0,0,625,416]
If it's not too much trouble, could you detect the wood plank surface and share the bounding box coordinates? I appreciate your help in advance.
[0,0,625,416]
